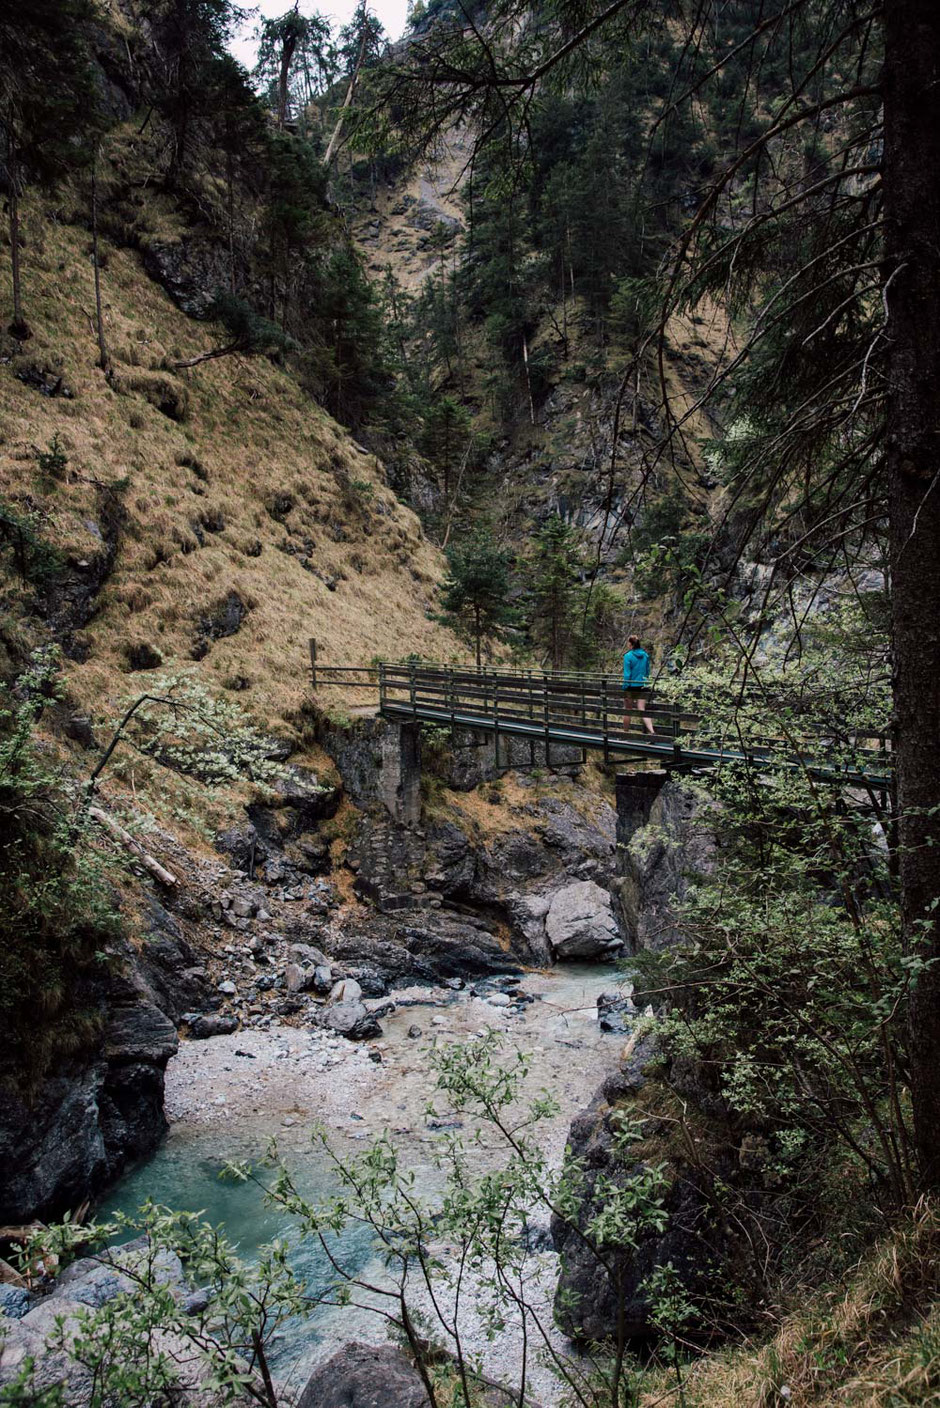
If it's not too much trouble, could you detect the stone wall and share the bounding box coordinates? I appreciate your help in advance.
[614,769,717,952]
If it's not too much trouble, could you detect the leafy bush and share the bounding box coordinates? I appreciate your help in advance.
[0,500,64,589]
[0,649,120,1081]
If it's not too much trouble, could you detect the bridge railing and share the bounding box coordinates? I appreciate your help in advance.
[307,643,892,787]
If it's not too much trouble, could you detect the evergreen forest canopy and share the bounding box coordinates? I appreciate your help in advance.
[3,0,940,1402]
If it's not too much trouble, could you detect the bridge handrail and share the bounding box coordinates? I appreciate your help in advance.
[307,645,892,783]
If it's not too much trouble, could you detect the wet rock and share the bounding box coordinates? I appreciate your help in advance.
[407,1024,422,1039]
[597,990,635,1034]
[546,881,623,960]
[0,1286,31,1319]
[321,1001,381,1041]
[296,1341,429,1408]
[188,1014,239,1039]
[0,993,177,1223]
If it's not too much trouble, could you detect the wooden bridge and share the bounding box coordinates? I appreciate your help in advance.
[310,646,892,795]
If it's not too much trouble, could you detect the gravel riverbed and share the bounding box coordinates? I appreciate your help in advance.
[110,965,630,1404]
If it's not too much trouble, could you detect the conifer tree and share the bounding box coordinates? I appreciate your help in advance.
[0,0,105,338]
[527,515,584,671]
[438,535,516,668]
[254,4,334,129]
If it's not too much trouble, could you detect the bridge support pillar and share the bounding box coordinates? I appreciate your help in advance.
[616,769,669,846]
[615,770,669,954]
[379,721,422,828]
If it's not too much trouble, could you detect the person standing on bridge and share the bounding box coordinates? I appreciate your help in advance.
[623,635,655,736]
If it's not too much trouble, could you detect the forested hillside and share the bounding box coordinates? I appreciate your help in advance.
[2,1,940,1405]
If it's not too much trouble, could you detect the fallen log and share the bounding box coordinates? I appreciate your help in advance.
[89,806,178,886]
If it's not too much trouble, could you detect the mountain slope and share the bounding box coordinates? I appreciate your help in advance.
[1,195,461,754]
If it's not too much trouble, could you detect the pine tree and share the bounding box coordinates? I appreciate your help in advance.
[0,0,105,338]
[438,535,516,669]
[253,4,334,129]
[527,516,583,671]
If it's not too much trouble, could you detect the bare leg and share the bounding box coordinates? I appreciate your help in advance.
[637,697,655,735]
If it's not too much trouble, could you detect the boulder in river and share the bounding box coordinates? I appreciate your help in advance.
[597,990,635,1034]
[321,1000,381,1041]
[296,1342,429,1408]
[546,880,623,959]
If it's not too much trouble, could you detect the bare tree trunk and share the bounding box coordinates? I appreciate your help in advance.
[277,30,299,127]
[91,156,110,374]
[324,15,369,165]
[522,333,536,426]
[7,117,29,340]
[884,0,940,1190]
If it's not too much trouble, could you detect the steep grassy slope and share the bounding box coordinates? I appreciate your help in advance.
[0,195,463,757]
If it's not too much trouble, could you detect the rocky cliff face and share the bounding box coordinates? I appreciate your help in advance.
[0,942,185,1223]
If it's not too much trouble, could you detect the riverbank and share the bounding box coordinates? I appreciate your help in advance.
[103,965,631,1403]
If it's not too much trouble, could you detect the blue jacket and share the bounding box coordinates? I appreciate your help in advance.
[623,648,650,686]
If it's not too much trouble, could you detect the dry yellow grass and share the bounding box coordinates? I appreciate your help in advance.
[0,198,468,749]
[640,1201,940,1408]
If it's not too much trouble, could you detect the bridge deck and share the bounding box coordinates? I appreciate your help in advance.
[310,649,892,792]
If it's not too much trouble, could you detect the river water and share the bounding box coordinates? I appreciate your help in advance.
[102,963,630,1401]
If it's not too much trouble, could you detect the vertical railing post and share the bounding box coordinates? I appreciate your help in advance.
[449,667,456,742]
[544,676,551,769]
[493,676,500,769]
[603,680,609,764]
[309,637,318,688]
[378,660,386,713]
[409,659,416,714]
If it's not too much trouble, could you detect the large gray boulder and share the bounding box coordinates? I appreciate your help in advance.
[297,1343,429,1408]
[545,881,623,959]
[321,1001,381,1041]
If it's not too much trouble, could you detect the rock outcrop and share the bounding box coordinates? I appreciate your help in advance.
[0,999,178,1223]
[296,1342,430,1408]
[615,772,717,953]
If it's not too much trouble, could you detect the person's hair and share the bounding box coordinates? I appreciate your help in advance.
[627,635,641,649]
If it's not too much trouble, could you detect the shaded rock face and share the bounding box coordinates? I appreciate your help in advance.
[0,1001,177,1224]
[420,796,620,965]
[551,1033,719,1344]
[552,1034,771,1346]
[0,898,198,1224]
[329,913,522,987]
[615,772,717,953]
[297,1342,430,1408]
[140,236,230,318]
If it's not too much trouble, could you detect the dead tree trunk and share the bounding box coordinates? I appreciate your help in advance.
[883,0,940,1190]
[91,156,110,374]
[6,116,29,340]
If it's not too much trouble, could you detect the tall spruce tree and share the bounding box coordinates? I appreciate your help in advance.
[527,515,583,671]
[0,0,105,338]
[438,535,515,668]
